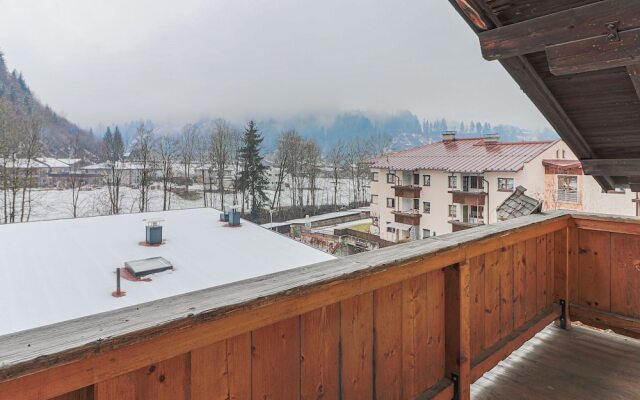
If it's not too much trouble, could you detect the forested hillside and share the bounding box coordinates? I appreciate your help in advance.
[0,51,97,155]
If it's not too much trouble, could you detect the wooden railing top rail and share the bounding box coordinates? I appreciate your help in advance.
[0,211,572,384]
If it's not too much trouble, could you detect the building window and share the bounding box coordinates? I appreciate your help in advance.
[557,175,579,203]
[423,201,431,214]
[422,229,430,239]
[372,217,379,226]
[423,175,431,186]
[386,227,396,233]
[371,194,378,204]
[387,173,395,184]
[449,205,457,218]
[498,178,515,191]
[462,175,484,192]
[371,172,379,182]
[448,176,457,189]
[386,198,395,208]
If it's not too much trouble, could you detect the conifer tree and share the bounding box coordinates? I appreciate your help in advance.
[238,120,268,218]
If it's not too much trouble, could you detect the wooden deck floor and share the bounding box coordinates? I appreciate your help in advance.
[472,324,640,400]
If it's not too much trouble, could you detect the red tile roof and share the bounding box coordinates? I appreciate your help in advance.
[369,138,558,173]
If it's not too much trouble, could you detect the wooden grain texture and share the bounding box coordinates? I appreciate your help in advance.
[469,255,485,358]
[191,333,250,400]
[300,304,340,400]
[535,235,548,314]
[545,233,555,307]
[483,250,501,349]
[95,354,190,400]
[50,387,94,400]
[444,263,471,400]
[571,303,640,339]
[401,274,429,399]
[498,246,514,340]
[512,241,527,329]
[478,0,640,60]
[374,283,403,399]
[610,233,640,319]
[425,269,445,388]
[577,229,611,311]
[525,238,538,322]
[340,293,373,399]
[553,229,568,305]
[251,317,300,400]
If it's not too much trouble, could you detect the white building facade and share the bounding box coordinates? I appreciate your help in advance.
[369,134,638,243]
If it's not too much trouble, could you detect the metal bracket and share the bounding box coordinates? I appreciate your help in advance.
[452,374,460,400]
[606,21,620,42]
[559,299,567,329]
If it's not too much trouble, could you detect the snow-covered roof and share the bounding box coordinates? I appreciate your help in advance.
[84,161,149,171]
[261,209,369,229]
[0,208,334,336]
[35,157,80,168]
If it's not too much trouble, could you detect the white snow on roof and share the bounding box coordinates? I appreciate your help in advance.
[35,157,78,168]
[261,209,367,229]
[312,218,373,235]
[0,208,334,336]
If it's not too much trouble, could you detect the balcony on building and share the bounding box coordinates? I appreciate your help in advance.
[392,208,422,225]
[450,204,485,232]
[449,174,487,205]
[391,171,423,198]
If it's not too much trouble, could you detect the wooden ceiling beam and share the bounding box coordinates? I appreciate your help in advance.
[547,28,640,75]
[581,159,640,177]
[628,64,640,100]
[479,0,640,61]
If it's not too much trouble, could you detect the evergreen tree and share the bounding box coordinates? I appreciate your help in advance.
[238,121,268,218]
[113,126,124,159]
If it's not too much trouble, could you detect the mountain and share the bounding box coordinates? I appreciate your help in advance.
[0,51,98,155]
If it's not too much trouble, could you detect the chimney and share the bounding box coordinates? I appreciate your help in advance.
[483,133,500,145]
[144,218,164,245]
[442,130,457,142]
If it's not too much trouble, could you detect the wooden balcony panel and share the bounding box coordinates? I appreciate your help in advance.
[393,185,422,198]
[451,190,487,205]
[7,211,640,400]
[393,211,422,225]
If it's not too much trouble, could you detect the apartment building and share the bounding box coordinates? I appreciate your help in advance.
[369,132,637,242]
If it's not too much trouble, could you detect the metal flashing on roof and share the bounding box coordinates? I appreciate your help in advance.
[125,257,173,277]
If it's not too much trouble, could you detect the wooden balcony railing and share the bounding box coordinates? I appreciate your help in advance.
[3,211,640,400]
[393,184,422,198]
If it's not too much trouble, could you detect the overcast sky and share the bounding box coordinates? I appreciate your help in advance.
[0,0,550,130]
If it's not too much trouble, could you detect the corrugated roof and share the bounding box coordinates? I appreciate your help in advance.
[369,138,557,173]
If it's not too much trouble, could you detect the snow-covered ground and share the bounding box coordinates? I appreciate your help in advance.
[1,177,369,222]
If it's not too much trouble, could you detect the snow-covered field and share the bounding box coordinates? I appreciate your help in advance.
[4,178,369,222]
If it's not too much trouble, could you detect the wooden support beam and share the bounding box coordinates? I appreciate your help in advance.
[547,27,640,75]
[479,0,640,60]
[444,262,471,400]
[628,64,640,100]
[581,158,640,177]
[571,303,640,339]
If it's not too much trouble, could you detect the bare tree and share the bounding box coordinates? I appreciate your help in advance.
[102,127,125,215]
[67,133,85,218]
[157,135,177,211]
[209,119,235,210]
[327,140,346,209]
[303,140,322,207]
[131,124,156,213]
[179,124,198,193]
[270,131,292,209]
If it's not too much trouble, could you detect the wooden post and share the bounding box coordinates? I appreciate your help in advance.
[445,261,471,400]
[564,223,577,329]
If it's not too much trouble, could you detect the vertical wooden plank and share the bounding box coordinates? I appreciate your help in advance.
[546,233,555,307]
[402,274,429,399]
[301,304,340,400]
[483,250,500,349]
[536,235,547,314]
[553,229,568,305]
[252,317,300,400]
[469,255,485,359]
[568,225,579,304]
[51,387,94,400]
[499,246,514,339]
[610,233,640,319]
[191,334,250,400]
[525,238,538,320]
[374,283,403,399]
[444,262,471,400]
[425,269,446,388]
[95,374,135,400]
[512,241,527,330]
[577,229,611,311]
[96,354,190,400]
[136,354,190,400]
[341,293,373,399]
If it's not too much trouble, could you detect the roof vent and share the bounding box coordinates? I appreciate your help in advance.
[144,218,164,245]
[442,130,457,142]
[228,205,241,226]
[125,256,173,277]
[219,207,230,222]
[483,133,500,145]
